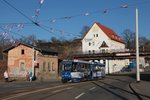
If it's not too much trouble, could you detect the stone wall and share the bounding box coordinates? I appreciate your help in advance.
[0,61,7,79]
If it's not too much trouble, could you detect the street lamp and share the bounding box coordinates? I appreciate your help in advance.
[121,5,140,82]
[136,7,140,82]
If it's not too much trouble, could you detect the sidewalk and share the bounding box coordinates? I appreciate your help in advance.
[0,78,61,90]
[0,78,61,86]
[131,81,150,99]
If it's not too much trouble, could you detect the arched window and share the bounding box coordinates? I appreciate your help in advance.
[21,49,24,55]
[20,62,25,71]
[52,62,55,71]
[48,62,51,72]
[43,62,46,72]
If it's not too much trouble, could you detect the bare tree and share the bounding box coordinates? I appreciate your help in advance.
[17,35,37,45]
[80,26,90,38]
[139,36,150,51]
[121,29,135,50]
[122,29,150,51]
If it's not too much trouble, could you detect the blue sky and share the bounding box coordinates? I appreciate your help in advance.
[0,0,150,41]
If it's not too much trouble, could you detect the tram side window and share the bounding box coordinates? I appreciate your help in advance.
[83,64,91,77]
[63,64,72,71]
[71,63,80,72]
[80,64,85,72]
[76,64,81,71]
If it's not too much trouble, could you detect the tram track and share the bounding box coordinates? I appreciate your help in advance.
[0,83,68,100]
[1,77,150,100]
[96,77,150,100]
[0,81,92,100]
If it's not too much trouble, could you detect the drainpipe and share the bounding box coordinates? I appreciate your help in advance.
[108,59,110,74]
[32,47,34,77]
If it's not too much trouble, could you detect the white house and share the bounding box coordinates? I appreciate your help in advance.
[82,22,129,74]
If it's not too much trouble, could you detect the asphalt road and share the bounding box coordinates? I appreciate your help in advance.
[0,75,142,100]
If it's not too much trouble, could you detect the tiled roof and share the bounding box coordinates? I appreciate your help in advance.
[3,42,58,55]
[95,22,124,44]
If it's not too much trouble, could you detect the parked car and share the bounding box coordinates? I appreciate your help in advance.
[121,67,131,72]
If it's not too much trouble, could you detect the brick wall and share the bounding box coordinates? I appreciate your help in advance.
[8,45,32,77]
[37,55,58,80]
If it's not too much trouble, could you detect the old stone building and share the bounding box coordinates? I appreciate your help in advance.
[3,43,58,80]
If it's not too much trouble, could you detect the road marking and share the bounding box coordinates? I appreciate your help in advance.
[2,84,73,100]
[52,87,73,93]
[75,92,85,99]
[89,87,96,90]
[2,81,90,100]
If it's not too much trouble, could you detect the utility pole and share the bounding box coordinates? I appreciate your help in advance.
[136,7,140,82]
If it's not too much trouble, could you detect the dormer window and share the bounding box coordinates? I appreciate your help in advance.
[21,49,24,55]
[112,35,114,38]
[115,36,118,39]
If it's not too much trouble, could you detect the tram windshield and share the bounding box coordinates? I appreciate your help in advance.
[63,63,72,71]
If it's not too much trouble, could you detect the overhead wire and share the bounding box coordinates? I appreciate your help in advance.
[0,25,38,46]
[41,0,150,23]
[2,0,80,38]
[2,0,54,36]
[1,0,150,41]
[0,26,28,40]
[3,0,34,23]
[35,2,42,22]
[40,24,78,37]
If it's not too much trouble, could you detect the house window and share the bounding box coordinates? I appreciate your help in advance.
[52,62,55,71]
[89,50,91,54]
[21,49,24,55]
[20,62,25,71]
[96,34,98,37]
[106,49,108,53]
[43,62,46,72]
[48,62,51,72]
[94,34,95,37]
[92,50,95,54]
[92,42,95,46]
[89,42,91,46]
[102,49,105,53]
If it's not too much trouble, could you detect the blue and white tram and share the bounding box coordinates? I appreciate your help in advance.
[61,60,105,83]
